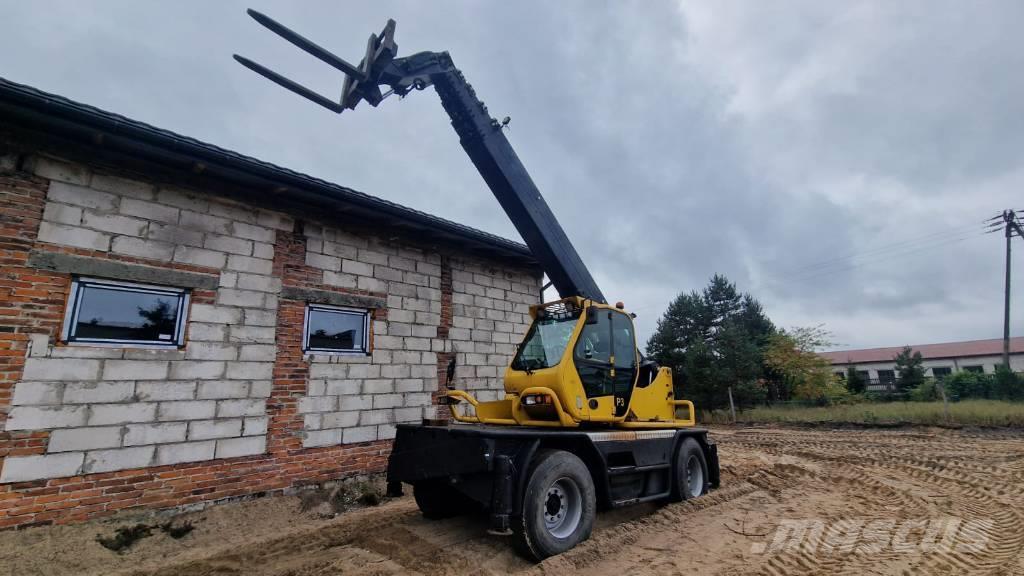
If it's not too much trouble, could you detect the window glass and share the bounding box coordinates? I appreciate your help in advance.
[575,313,611,365]
[574,309,614,398]
[962,365,984,374]
[611,312,636,370]
[609,312,638,416]
[64,278,188,346]
[304,305,369,353]
[511,314,577,371]
[877,369,896,384]
[932,366,952,378]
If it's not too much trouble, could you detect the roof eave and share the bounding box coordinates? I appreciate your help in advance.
[0,77,538,268]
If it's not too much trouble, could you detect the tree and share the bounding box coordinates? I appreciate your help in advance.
[646,275,774,410]
[893,346,925,392]
[993,365,1023,400]
[845,365,866,394]
[763,326,844,404]
[137,300,176,340]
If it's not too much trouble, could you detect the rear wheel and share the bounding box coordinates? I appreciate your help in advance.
[413,481,473,519]
[669,437,709,502]
[514,450,596,560]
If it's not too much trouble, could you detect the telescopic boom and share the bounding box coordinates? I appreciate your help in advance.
[234,10,606,303]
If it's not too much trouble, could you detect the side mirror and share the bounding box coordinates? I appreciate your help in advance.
[585,306,600,325]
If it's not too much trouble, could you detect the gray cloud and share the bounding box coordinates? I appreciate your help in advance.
[2,0,1022,349]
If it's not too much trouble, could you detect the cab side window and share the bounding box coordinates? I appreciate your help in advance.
[610,312,638,415]
[575,309,613,397]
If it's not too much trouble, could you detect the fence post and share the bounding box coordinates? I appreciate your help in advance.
[936,380,951,425]
[728,386,737,424]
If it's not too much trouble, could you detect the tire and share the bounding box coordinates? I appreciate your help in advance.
[413,481,472,520]
[668,437,709,502]
[514,450,596,560]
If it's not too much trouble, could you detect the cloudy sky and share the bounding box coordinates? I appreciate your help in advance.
[3,1,1023,350]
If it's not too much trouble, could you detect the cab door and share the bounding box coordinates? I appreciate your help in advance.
[610,311,638,417]
[574,308,638,418]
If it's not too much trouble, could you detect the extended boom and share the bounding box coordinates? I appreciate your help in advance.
[234,11,605,303]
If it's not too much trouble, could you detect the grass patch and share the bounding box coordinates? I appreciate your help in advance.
[703,399,1024,427]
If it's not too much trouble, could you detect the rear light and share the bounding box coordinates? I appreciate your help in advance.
[521,394,553,406]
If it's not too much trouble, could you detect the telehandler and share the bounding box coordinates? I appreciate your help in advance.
[236,11,720,559]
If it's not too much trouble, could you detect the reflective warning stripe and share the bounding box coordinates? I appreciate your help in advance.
[585,430,677,442]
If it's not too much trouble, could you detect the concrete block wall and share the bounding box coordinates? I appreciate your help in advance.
[0,152,541,528]
[2,157,291,483]
[448,259,536,401]
[298,225,540,446]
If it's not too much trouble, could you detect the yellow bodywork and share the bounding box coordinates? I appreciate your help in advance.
[445,297,697,429]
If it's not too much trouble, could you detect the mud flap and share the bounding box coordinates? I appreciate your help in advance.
[487,455,514,536]
[705,441,721,488]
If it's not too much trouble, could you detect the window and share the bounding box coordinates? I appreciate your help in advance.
[62,278,189,347]
[303,304,369,354]
[932,366,952,378]
[574,308,613,398]
[877,370,896,385]
[511,313,578,371]
[856,370,870,382]
[834,372,846,380]
[962,365,984,374]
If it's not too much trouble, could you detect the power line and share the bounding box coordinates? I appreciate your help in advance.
[783,220,990,276]
[775,228,989,285]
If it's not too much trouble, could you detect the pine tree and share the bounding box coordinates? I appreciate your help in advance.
[893,346,925,392]
[646,275,774,410]
[845,365,866,394]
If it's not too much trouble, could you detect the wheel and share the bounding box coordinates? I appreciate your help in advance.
[669,437,709,502]
[413,481,473,519]
[514,450,596,560]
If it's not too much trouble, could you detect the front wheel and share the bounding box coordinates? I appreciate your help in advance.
[669,436,709,502]
[514,450,596,560]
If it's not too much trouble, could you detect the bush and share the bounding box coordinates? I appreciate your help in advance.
[993,366,1024,400]
[910,380,940,402]
[732,379,768,409]
[864,390,908,403]
[794,377,851,406]
[946,372,993,401]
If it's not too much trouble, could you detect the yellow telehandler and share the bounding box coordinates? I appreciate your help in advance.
[236,10,719,560]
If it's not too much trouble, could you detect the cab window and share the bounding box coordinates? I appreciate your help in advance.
[574,309,613,397]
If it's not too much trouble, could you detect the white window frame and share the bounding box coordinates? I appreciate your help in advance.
[302,304,370,355]
[61,277,190,348]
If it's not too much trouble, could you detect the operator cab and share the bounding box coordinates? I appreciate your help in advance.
[497,297,674,426]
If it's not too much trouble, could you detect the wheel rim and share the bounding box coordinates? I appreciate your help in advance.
[543,477,583,539]
[685,454,705,498]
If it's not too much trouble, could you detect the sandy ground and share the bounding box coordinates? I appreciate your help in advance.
[2,425,1024,576]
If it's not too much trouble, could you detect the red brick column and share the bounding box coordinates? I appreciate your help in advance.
[0,171,65,473]
[267,230,309,455]
[433,257,454,419]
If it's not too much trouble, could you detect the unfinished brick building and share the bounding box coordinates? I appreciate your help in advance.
[0,78,541,529]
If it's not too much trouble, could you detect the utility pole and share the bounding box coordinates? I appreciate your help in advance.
[1005,210,1013,368]
[1001,210,1024,368]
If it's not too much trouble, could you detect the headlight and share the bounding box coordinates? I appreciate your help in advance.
[522,394,553,406]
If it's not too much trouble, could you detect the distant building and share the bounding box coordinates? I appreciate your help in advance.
[820,337,1024,391]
